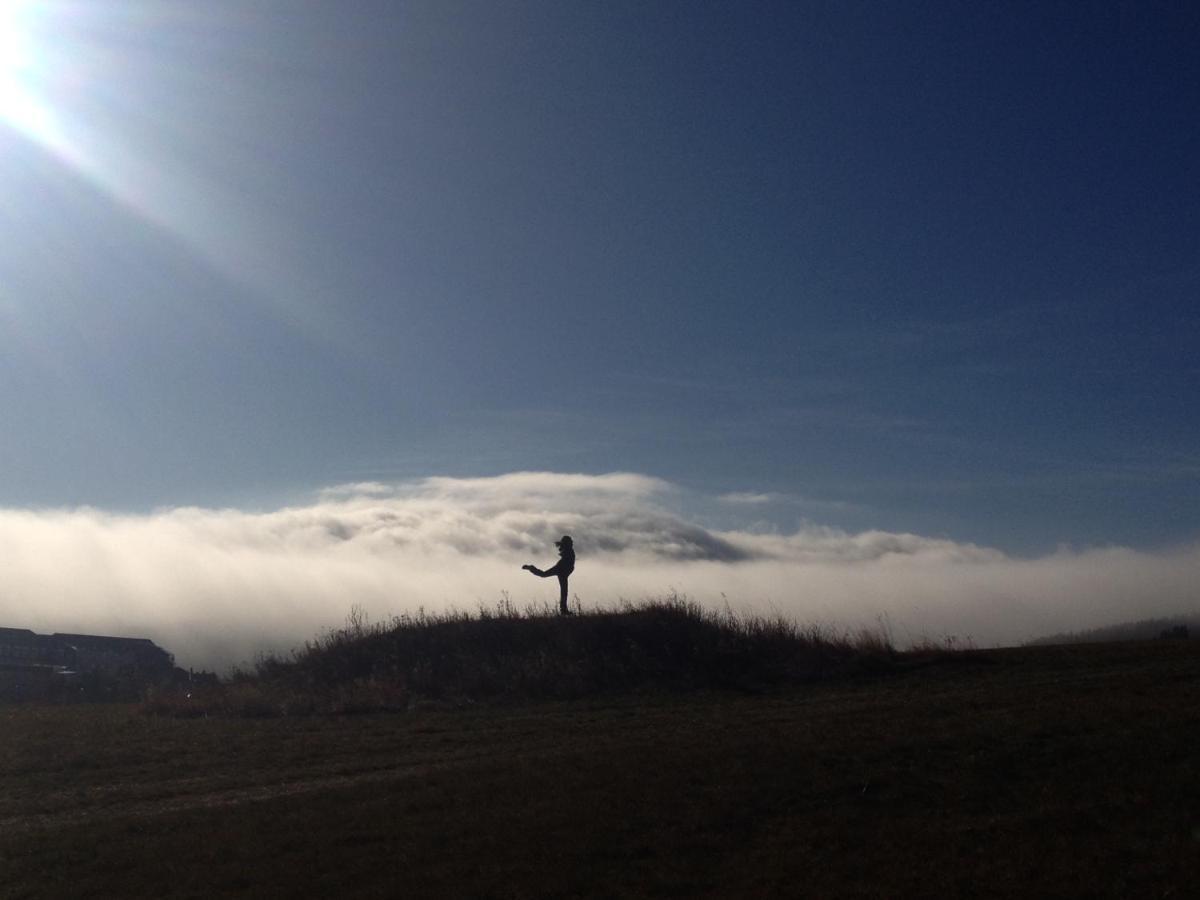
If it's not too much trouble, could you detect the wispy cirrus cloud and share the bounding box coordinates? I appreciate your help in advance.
[718,491,776,505]
[717,490,861,515]
[0,472,1195,670]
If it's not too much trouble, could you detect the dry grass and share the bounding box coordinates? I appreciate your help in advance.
[143,596,898,717]
[2,639,1198,897]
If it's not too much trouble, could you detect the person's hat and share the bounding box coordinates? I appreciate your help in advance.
[555,535,573,547]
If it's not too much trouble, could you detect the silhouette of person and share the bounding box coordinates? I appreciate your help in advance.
[523,535,575,615]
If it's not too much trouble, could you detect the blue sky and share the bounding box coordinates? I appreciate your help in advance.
[1,0,1197,556]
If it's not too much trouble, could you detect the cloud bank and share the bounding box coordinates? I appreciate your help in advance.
[1,472,1197,670]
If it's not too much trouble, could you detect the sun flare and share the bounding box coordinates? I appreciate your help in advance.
[0,1,36,78]
[0,0,47,138]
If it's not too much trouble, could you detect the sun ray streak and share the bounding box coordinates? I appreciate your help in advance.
[0,0,346,345]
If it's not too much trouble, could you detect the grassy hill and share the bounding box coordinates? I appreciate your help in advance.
[2,608,1198,897]
[1028,613,1198,646]
[146,598,899,717]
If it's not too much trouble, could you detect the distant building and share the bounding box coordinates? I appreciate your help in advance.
[0,627,176,702]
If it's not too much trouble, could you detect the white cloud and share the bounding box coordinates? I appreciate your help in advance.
[718,491,776,505]
[317,481,397,500]
[716,490,861,515]
[0,472,1196,671]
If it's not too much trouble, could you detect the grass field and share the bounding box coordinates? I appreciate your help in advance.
[2,638,1198,898]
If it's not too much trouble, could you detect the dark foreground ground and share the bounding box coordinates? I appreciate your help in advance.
[1,640,1197,898]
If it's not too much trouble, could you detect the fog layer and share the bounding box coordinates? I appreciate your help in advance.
[1,473,1196,670]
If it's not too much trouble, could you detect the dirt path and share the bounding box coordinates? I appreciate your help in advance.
[0,758,456,836]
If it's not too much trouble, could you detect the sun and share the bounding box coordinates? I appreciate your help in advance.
[0,1,35,77]
[0,0,43,135]
[0,0,74,164]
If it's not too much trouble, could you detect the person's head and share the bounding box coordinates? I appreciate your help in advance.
[555,535,573,554]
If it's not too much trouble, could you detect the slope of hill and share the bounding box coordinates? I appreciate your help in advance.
[2,638,1197,897]
[147,598,898,716]
[1028,613,1199,646]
